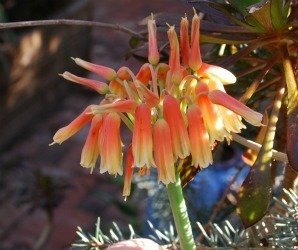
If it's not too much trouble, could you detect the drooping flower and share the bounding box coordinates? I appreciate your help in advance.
[187,104,213,168]
[163,94,190,160]
[80,115,102,171]
[99,113,123,176]
[123,144,134,198]
[132,103,155,168]
[50,106,93,145]
[51,13,263,192]
[153,118,176,184]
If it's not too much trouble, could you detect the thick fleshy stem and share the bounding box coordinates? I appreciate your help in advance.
[166,170,196,250]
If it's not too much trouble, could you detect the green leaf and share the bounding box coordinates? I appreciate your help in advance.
[228,0,261,15]
[237,87,285,228]
[246,1,273,32]
[270,0,287,30]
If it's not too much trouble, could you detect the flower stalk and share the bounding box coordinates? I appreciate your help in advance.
[166,169,195,250]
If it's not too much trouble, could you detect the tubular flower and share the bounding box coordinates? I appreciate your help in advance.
[189,13,202,71]
[72,57,117,81]
[153,119,175,184]
[147,16,160,65]
[123,144,134,198]
[51,13,263,193]
[180,16,190,66]
[132,103,155,168]
[167,26,183,86]
[99,113,123,176]
[80,115,102,171]
[187,105,212,168]
[163,94,190,160]
[51,106,93,145]
[60,71,109,94]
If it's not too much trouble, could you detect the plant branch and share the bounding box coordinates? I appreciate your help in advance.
[231,133,288,163]
[0,19,143,39]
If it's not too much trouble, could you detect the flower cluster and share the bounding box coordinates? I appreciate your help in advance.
[51,13,263,196]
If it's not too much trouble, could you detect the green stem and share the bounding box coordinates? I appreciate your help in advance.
[166,172,196,250]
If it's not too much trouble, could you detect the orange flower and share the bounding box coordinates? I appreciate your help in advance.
[60,71,109,94]
[132,103,155,168]
[123,144,134,198]
[208,90,263,126]
[91,99,138,114]
[167,26,183,86]
[99,113,123,175]
[180,16,190,66]
[50,106,93,145]
[187,105,213,168]
[163,94,190,159]
[153,118,175,184]
[196,83,229,142]
[189,13,202,71]
[80,115,102,171]
[72,57,117,81]
[148,17,160,65]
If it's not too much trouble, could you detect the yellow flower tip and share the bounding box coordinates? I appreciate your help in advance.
[199,63,237,84]
[148,18,160,65]
[72,57,117,81]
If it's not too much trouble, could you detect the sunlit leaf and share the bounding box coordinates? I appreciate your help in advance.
[237,87,285,228]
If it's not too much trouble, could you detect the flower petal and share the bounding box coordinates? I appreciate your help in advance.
[123,144,134,198]
[199,63,236,84]
[91,99,138,114]
[80,115,102,170]
[99,113,123,175]
[180,16,190,66]
[153,118,175,184]
[208,90,263,126]
[132,103,155,168]
[187,105,213,168]
[189,13,202,71]
[148,18,160,65]
[163,94,190,159]
[72,57,116,81]
[51,106,93,145]
[60,71,109,94]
